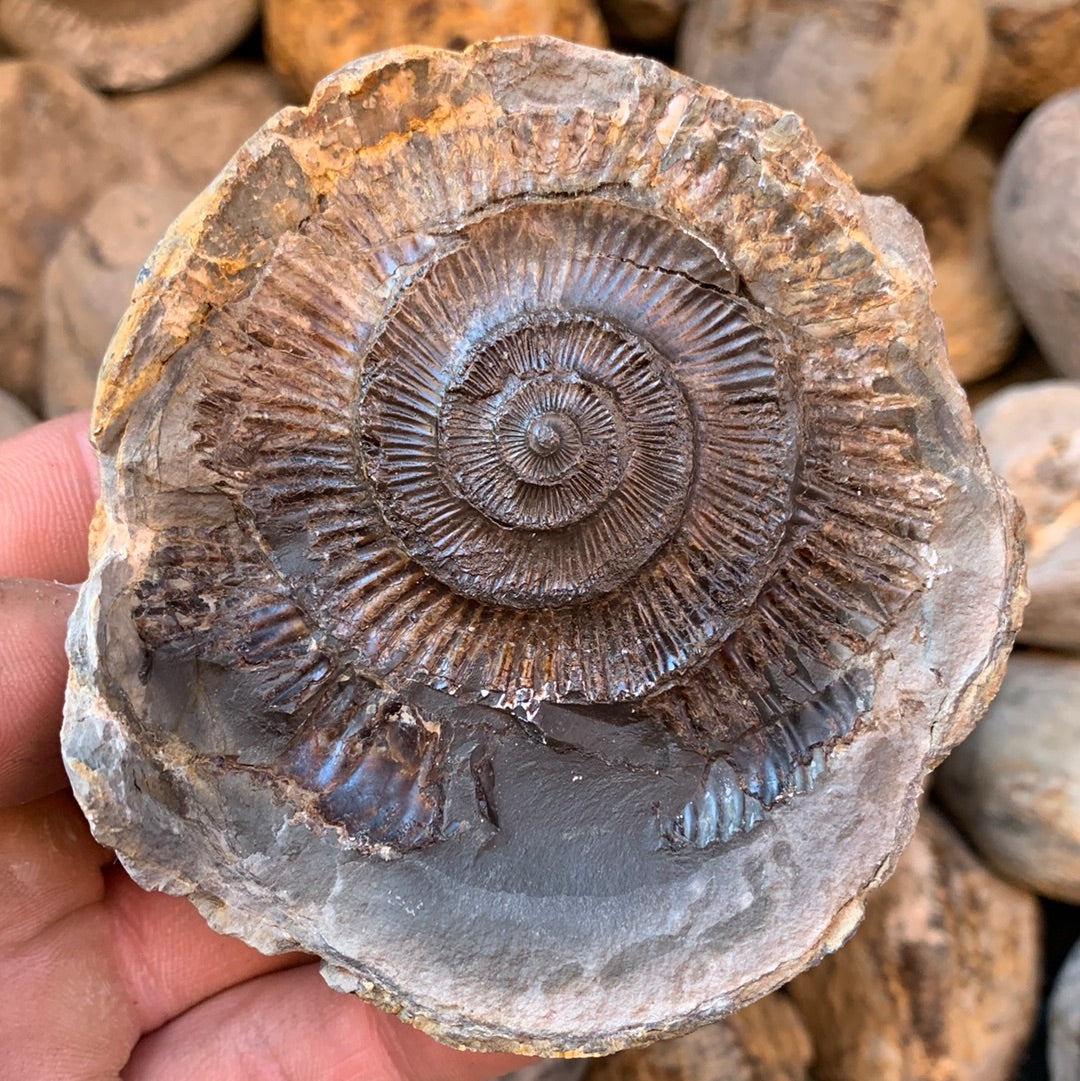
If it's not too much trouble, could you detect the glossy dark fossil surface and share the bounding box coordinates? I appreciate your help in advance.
[62,38,1025,1055]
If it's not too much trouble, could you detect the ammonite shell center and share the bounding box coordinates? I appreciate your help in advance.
[337,195,803,700]
[523,414,567,458]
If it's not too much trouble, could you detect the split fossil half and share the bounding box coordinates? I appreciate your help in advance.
[62,38,1025,1056]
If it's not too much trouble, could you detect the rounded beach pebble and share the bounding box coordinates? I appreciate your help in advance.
[110,62,289,194]
[263,0,609,100]
[895,139,1019,385]
[1050,935,1080,1081]
[787,806,1041,1081]
[0,0,259,91]
[0,60,143,405]
[979,0,1080,112]
[41,182,192,418]
[993,88,1080,379]
[937,651,1080,903]
[974,380,1080,651]
[676,0,990,191]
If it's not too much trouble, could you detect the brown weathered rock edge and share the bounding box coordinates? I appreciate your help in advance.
[788,806,1041,1081]
[61,38,1025,1056]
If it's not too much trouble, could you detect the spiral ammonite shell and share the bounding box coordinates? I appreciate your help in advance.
[63,38,1025,1054]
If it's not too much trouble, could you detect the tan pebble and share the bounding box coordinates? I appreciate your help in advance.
[585,993,812,1081]
[937,651,1080,902]
[974,380,1080,651]
[111,63,289,194]
[40,182,192,419]
[980,0,1080,112]
[0,387,37,439]
[263,0,609,101]
[0,60,147,407]
[0,0,259,92]
[676,0,990,191]
[893,140,1019,384]
[993,88,1080,379]
[788,806,1041,1081]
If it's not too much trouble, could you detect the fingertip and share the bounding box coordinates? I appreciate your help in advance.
[0,411,98,582]
[123,964,540,1081]
[0,578,80,807]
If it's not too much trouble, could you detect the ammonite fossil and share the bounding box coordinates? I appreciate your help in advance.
[63,38,1025,1055]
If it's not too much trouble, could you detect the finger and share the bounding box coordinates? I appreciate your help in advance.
[0,575,312,1029]
[104,869,309,1035]
[0,411,98,582]
[0,791,112,950]
[122,964,537,1081]
[0,795,306,1081]
[0,793,131,1081]
[0,578,79,806]
[0,895,137,1081]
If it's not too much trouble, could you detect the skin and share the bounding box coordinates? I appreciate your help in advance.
[0,412,536,1081]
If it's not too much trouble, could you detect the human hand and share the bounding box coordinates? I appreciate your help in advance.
[0,412,536,1080]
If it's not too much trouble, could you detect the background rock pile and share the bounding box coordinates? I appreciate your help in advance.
[0,1,1077,1079]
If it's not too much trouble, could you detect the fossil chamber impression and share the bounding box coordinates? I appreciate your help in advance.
[62,38,1025,1056]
